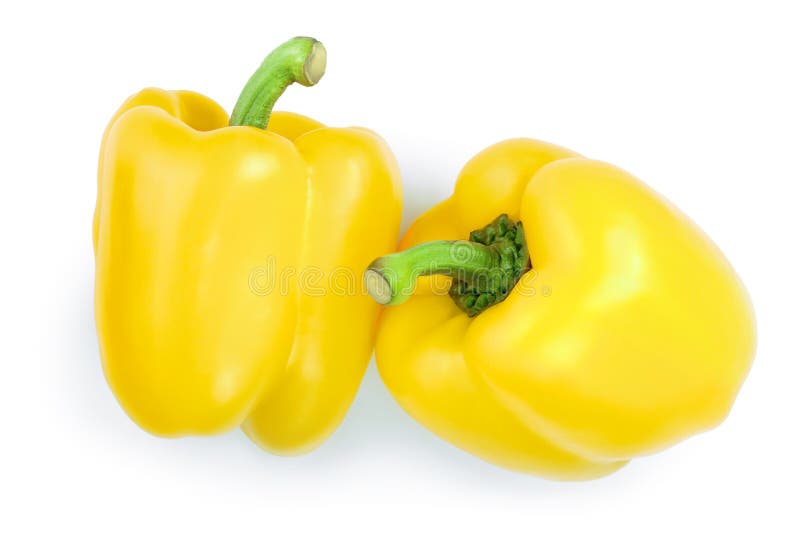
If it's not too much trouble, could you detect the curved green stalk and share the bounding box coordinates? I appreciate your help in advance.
[230,36,326,129]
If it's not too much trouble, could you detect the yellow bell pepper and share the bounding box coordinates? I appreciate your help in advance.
[94,37,402,454]
[365,139,755,479]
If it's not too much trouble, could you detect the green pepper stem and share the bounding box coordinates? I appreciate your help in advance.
[230,36,326,129]
[365,240,499,306]
[365,215,531,316]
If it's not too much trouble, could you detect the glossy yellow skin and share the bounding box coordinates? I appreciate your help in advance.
[376,139,755,479]
[95,88,402,454]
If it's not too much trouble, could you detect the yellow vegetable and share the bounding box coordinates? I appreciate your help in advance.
[94,37,402,454]
[366,139,755,479]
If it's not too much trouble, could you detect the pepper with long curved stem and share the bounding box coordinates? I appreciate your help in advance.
[230,36,327,129]
[365,214,531,316]
[96,35,406,453]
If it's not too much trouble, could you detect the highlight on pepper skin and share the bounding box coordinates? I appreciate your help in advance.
[364,138,756,481]
[93,36,402,456]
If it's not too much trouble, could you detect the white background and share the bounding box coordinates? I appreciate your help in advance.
[3,1,799,532]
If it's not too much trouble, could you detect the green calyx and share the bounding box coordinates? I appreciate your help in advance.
[230,36,326,129]
[364,214,531,317]
[449,214,530,316]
